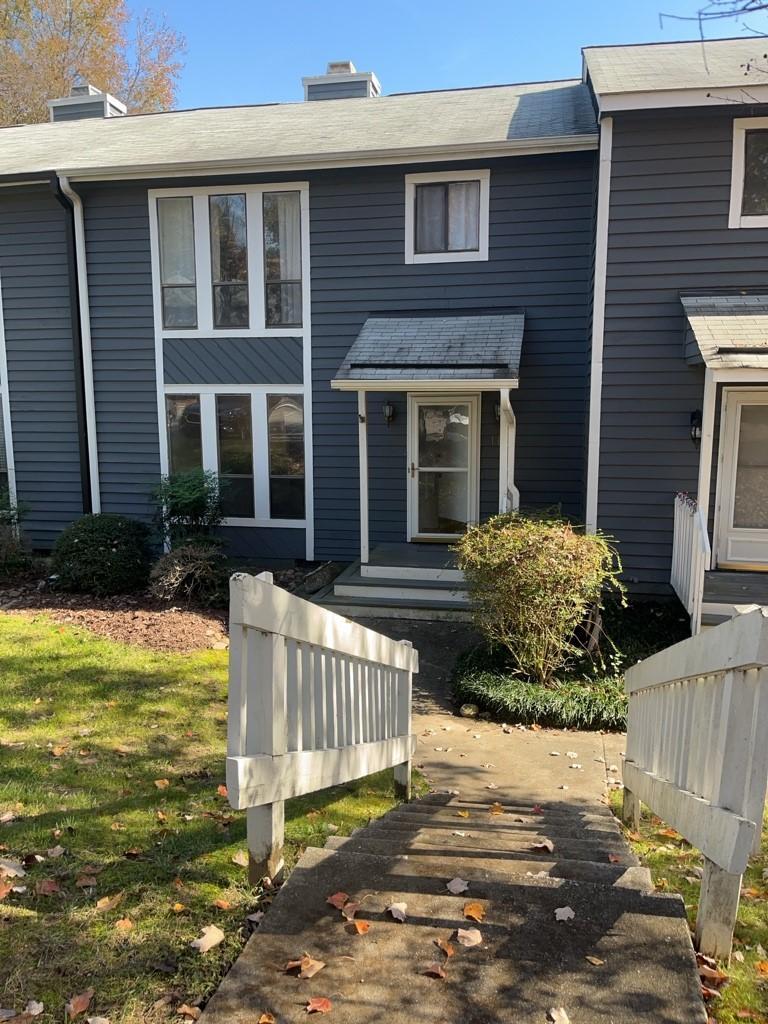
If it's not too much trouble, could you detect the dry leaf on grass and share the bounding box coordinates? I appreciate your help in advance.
[65,989,94,1019]
[0,881,13,901]
[547,1009,571,1024]
[446,877,469,895]
[76,875,98,889]
[172,902,187,914]
[96,892,123,912]
[109,822,125,832]
[531,839,554,854]
[285,954,326,979]
[257,1015,276,1024]
[554,906,575,922]
[177,1006,201,1020]
[213,899,232,910]
[456,927,482,947]
[463,901,485,922]
[217,784,228,797]
[154,779,170,790]
[47,845,65,858]
[305,998,332,1014]
[699,964,728,986]
[86,1017,111,1024]
[387,901,407,922]
[115,917,133,932]
[0,859,25,879]
[231,851,249,868]
[35,879,61,896]
[423,962,447,979]
[190,924,225,954]
[700,984,722,1001]
[755,960,768,976]
[585,955,605,966]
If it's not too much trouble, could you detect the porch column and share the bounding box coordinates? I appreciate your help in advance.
[357,391,369,564]
[498,389,520,512]
[696,368,716,569]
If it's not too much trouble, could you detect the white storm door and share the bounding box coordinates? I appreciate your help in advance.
[716,389,768,568]
[407,395,480,541]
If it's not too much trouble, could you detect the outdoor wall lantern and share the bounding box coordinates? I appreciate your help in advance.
[382,401,396,426]
[690,409,703,446]
[494,402,501,421]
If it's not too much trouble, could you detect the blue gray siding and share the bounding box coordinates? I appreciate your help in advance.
[599,108,768,594]
[164,336,303,385]
[0,186,83,546]
[309,155,595,560]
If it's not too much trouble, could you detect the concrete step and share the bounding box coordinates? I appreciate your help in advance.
[313,584,473,622]
[363,817,628,853]
[200,845,705,1024]
[379,807,622,836]
[325,826,637,865]
[415,793,616,819]
[333,563,470,604]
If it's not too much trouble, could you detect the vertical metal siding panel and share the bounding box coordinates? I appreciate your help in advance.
[0,187,83,547]
[599,109,768,594]
[309,156,595,561]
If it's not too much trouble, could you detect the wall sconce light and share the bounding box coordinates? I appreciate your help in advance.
[690,409,703,447]
[494,402,501,422]
[382,401,396,426]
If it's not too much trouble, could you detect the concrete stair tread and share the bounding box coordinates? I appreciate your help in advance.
[334,563,470,592]
[363,819,629,852]
[416,793,616,818]
[314,587,473,621]
[378,808,622,836]
[200,845,705,1024]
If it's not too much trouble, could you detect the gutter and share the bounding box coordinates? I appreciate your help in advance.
[52,175,100,513]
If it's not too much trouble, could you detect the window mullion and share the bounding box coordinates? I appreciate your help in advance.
[443,183,449,252]
[248,191,266,331]
[253,391,270,519]
[194,194,213,332]
[200,393,218,475]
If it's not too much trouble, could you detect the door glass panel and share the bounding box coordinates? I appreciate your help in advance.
[418,471,469,534]
[733,404,768,528]
[216,395,254,517]
[418,404,469,468]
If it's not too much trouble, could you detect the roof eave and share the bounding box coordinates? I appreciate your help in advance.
[595,82,768,114]
[331,377,520,392]
[57,134,599,183]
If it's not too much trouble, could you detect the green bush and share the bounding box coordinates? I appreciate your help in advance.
[154,470,224,546]
[52,514,152,595]
[454,512,623,686]
[0,491,30,581]
[149,542,229,606]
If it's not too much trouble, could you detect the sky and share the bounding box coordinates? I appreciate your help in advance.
[137,0,768,110]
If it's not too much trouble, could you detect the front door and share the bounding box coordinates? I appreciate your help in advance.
[407,395,479,541]
[716,389,768,568]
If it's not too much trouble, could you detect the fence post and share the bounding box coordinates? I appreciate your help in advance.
[621,786,640,832]
[695,858,742,960]
[393,639,413,801]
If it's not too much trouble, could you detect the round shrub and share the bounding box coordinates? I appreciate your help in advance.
[52,514,152,595]
[454,512,623,686]
[149,542,229,606]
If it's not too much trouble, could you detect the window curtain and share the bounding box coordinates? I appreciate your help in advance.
[276,192,301,323]
[158,197,195,285]
[448,181,480,251]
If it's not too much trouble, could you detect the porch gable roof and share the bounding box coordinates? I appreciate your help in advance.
[331,312,524,391]
[682,294,768,369]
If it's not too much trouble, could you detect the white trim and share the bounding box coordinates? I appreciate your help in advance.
[358,391,369,565]
[0,273,17,505]
[406,393,480,542]
[696,368,717,571]
[332,377,518,393]
[299,188,314,560]
[596,84,768,114]
[713,367,768,383]
[360,563,464,583]
[498,388,520,512]
[585,116,612,533]
[58,176,101,512]
[728,118,768,229]
[404,169,490,265]
[63,137,599,183]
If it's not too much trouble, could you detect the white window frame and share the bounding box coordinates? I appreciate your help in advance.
[148,182,309,337]
[164,384,306,529]
[404,169,490,265]
[0,273,16,506]
[729,118,768,228]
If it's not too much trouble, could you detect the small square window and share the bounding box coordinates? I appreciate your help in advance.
[405,171,489,263]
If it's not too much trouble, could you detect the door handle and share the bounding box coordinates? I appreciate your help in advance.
[410,462,416,478]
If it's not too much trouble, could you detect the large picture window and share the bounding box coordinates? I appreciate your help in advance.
[405,170,490,264]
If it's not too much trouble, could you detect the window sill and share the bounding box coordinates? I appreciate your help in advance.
[728,213,768,229]
[223,517,306,529]
[405,249,488,265]
[162,327,304,339]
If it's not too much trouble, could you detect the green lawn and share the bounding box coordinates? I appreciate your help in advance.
[611,793,768,1024]
[0,616,408,1023]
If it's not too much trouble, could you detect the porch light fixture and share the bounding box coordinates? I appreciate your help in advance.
[690,409,703,447]
[382,401,396,426]
[494,402,501,421]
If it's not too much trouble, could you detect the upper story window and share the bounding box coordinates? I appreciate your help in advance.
[150,184,307,334]
[404,170,490,264]
[729,118,768,227]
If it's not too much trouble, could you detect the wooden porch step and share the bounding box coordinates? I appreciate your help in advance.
[703,569,768,606]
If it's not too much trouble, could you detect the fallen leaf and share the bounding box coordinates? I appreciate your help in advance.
[190,924,225,953]
[348,919,370,935]
[547,1010,571,1024]
[0,881,12,901]
[76,875,98,888]
[257,1016,276,1024]
[586,955,606,966]
[95,892,123,912]
[531,838,554,854]
[463,901,485,922]
[51,744,69,758]
[85,1017,110,1024]
[47,845,66,858]
[456,927,482,947]
[699,964,728,986]
[608,853,621,864]
[124,847,143,860]
[35,879,61,896]
[285,953,326,979]
[305,998,332,1014]
[554,906,575,922]
[216,784,228,797]
[341,902,359,921]
[435,937,455,958]
[213,899,232,910]
[66,988,94,1019]
[756,960,768,976]
[387,901,407,922]
[456,810,470,819]
[488,802,504,816]
[446,877,469,895]
[532,804,544,814]
[171,902,187,914]
[154,779,170,790]
[115,917,133,931]
[24,1002,44,1018]
[486,782,499,790]
[176,1006,201,1020]
[422,962,447,979]
[109,822,126,832]
[733,950,745,963]
[0,859,25,879]
[232,851,249,868]
[700,984,722,1000]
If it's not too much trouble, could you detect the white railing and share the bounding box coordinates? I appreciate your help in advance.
[670,492,711,634]
[226,572,418,881]
[622,608,768,958]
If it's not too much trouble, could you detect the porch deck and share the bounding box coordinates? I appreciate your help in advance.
[702,569,768,625]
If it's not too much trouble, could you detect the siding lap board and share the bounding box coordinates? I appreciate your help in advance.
[164,336,303,386]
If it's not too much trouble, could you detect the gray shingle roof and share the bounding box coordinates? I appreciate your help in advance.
[584,38,767,96]
[682,294,768,369]
[332,313,524,387]
[0,81,596,179]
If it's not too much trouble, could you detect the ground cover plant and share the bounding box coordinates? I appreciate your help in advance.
[0,615,407,1023]
[453,599,690,731]
[611,794,768,1024]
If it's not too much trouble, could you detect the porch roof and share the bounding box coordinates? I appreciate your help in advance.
[330,312,524,391]
[682,294,768,369]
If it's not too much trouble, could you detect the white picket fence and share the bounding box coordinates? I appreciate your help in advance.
[670,492,711,635]
[622,608,768,958]
[226,572,418,881]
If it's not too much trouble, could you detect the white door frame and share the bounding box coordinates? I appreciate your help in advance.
[406,393,480,542]
[714,387,768,569]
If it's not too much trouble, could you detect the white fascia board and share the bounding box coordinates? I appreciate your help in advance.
[331,378,519,392]
[61,135,599,183]
[596,83,768,113]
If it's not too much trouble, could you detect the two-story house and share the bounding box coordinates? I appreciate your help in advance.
[1,39,767,627]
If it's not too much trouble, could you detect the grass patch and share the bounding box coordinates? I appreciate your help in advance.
[610,793,768,1024]
[452,600,690,731]
[0,615,412,1023]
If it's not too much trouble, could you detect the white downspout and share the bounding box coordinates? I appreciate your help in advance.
[58,175,101,512]
[499,388,520,512]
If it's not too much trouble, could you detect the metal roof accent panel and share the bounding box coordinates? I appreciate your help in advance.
[682,294,768,369]
[333,313,524,385]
